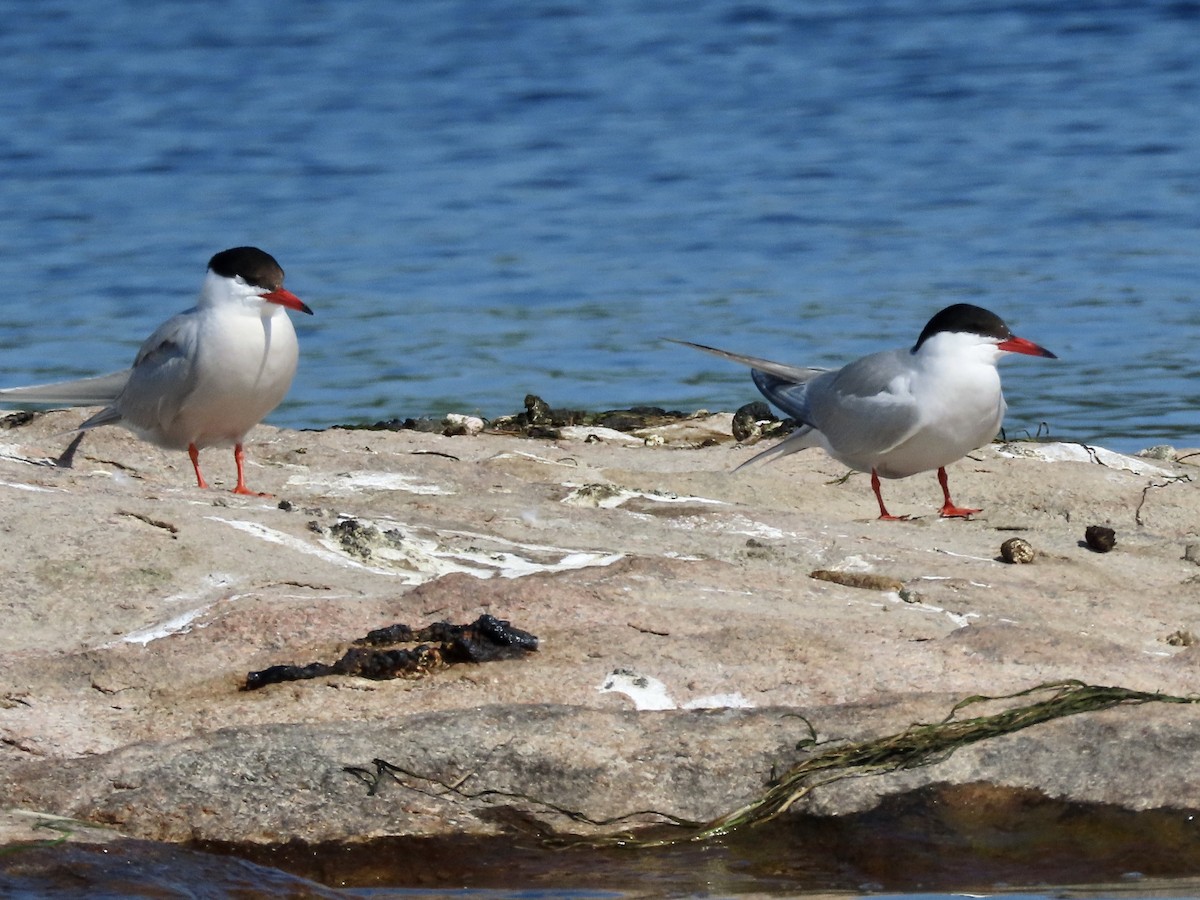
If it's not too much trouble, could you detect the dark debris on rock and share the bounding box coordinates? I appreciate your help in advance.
[243,615,539,691]
[489,394,694,438]
[337,416,456,434]
[732,401,794,443]
[327,393,788,441]
[327,393,695,439]
[0,410,43,430]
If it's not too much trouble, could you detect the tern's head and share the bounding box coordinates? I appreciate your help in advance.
[911,303,1055,361]
[202,246,313,316]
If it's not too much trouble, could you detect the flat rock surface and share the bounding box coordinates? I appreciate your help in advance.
[0,409,1197,845]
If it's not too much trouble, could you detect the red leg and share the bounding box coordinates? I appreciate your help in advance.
[231,443,270,496]
[871,469,907,521]
[187,443,210,489]
[937,466,981,518]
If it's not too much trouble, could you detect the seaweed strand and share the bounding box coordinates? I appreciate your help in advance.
[689,680,1195,842]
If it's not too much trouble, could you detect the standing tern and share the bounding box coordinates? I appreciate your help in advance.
[672,303,1056,520]
[0,246,313,495]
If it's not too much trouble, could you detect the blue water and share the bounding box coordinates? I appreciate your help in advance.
[2,0,1199,456]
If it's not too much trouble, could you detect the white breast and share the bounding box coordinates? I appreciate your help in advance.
[873,342,1006,479]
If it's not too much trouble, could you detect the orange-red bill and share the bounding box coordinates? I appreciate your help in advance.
[263,288,313,315]
[998,335,1055,358]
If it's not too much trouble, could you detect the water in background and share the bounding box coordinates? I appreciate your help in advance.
[1,0,1199,453]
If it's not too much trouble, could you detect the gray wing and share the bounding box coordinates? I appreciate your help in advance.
[668,337,828,420]
[803,349,923,462]
[0,370,130,406]
[107,311,200,434]
[0,309,203,410]
[666,339,828,384]
[0,311,200,438]
[667,338,830,468]
[670,339,926,470]
[731,423,820,471]
[750,368,813,422]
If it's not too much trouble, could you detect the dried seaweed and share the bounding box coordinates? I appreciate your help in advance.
[673,680,1198,844]
[343,680,1196,847]
[490,395,692,438]
[809,569,905,592]
[243,614,538,691]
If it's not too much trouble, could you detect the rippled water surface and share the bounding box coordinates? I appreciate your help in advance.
[2,1,1200,452]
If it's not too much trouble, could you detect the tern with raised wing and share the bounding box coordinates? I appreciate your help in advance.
[673,303,1056,519]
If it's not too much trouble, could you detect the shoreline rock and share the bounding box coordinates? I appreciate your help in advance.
[0,408,1196,847]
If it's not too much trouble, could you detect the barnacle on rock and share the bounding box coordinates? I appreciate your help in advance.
[1000,537,1036,564]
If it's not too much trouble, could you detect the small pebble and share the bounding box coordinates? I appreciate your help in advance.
[732,401,773,442]
[1085,525,1117,553]
[443,413,484,436]
[1000,537,1035,564]
[1137,445,1176,461]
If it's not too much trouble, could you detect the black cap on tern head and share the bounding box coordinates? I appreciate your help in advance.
[912,303,1013,353]
[208,247,286,292]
